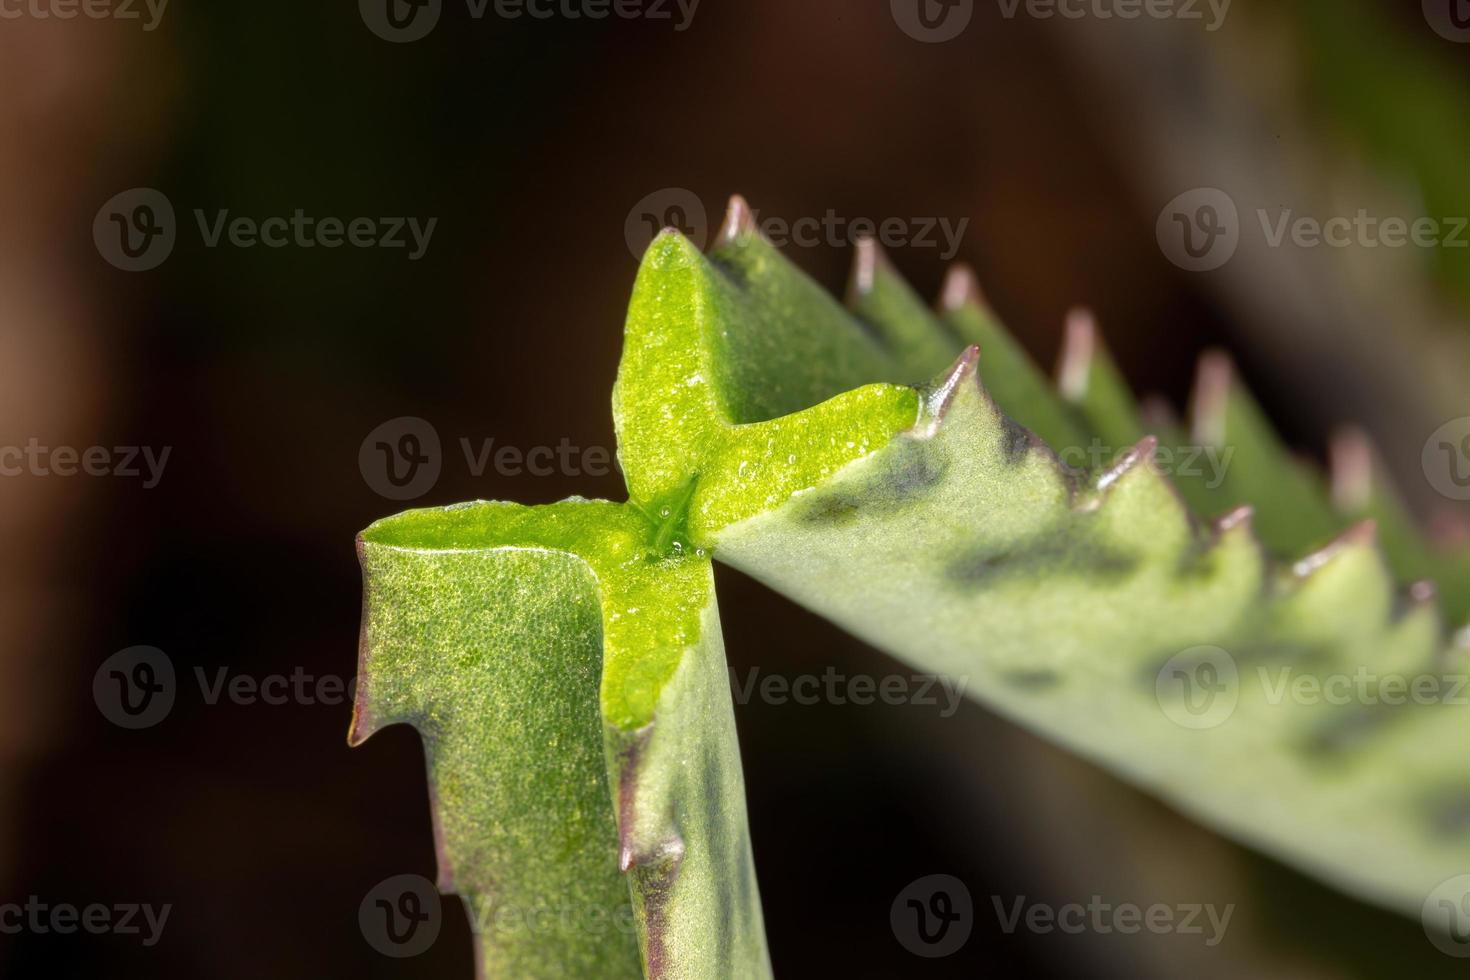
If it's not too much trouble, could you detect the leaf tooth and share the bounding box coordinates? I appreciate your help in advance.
[1212,504,1255,537]
[1292,519,1378,579]
[846,237,966,379]
[614,733,688,874]
[1139,394,1181,434]
[918,344,981,433]
[617,832,686,874]
[348,535,381,748]
[1429,507,1470,550]
[1199,504,1264,574]
[1409,578,1438,608]
[346,703,376,747]
[937,266,1090,451]
[1056,307,1098,402]
[1189,349,1234,448]
[1090,432,1196,525]
[1396,581,1445,657]
[938,261,988,316]
[1328,426,1374,515]
[717,193,760,246]
[844,235,885,305]
[1097,434,1159,492]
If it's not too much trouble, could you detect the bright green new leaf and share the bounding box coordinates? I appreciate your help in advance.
[354,195,1470,978]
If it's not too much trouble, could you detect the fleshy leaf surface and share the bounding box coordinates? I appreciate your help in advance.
[612,200,1470,918]
[352,500,769,979]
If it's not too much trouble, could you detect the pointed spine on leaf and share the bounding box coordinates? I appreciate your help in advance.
[1057,307,1098,402]
[918,344,981,435]
[718,194,760,246]
[1139,394,1181,433]
[845,236,887,305]
[1429,507,1470,551]
[1329,426,1374,514]
[1292,519,1379,579]
[1190,349,1234,448]
[1097,435,1160,493]
[1213,504,1255,537]
[1409,579,1438,607]
[939,262,987,316]
[347,535,378,748]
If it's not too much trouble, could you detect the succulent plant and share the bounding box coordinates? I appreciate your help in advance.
[351,196,1470,978]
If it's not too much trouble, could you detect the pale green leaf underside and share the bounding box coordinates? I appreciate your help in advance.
[352,502,769,979]
[613,203,1470,918]
[352,194,1470,980]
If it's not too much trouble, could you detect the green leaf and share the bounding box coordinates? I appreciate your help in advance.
[610,200,1470,918]
[353,194,1470,978]
[351,500,769,978]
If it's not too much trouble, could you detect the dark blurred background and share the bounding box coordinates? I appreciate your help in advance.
[5,0,1470,976]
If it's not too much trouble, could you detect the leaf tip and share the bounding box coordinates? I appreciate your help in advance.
[1190,349,1234,447]
[939,262,984,314]
[1139,394,1180,433]
[1329,426,1374,514]
[845,235,889,305]
[1213,504,1254,535]
[1097,435,1159,492]
[920,344,982,430]
[718,193,759,246]
[1057,306,1098,401]
[1409,578,1438,607]
[346,691,377,747]
[1292,519,1378,578]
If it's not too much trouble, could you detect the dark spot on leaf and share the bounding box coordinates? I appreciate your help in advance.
[1003,669,1060,692]
[1299,702,1406,760]
[1424,787,1470,838]
[1136,643,1325,690]
[999,416,1035,466]
[948,530,1139,590]
[700,753,735,965]
[796,439,946,526]
[796,493,862,528]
